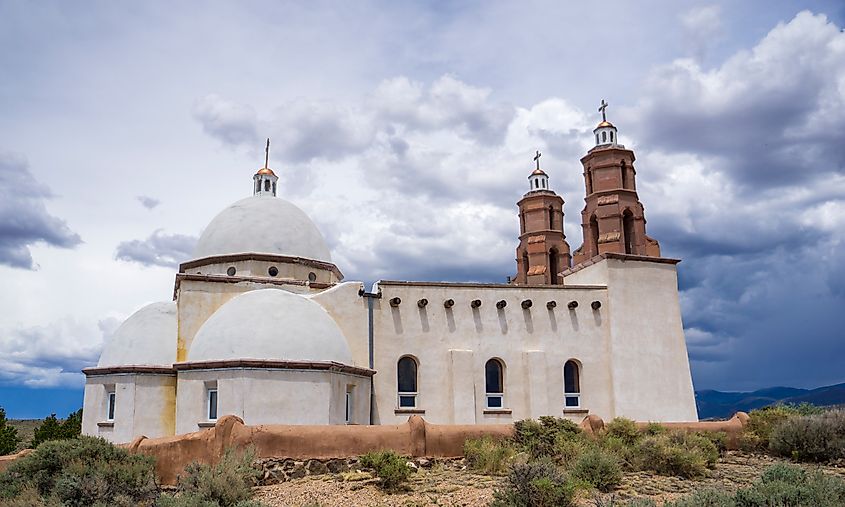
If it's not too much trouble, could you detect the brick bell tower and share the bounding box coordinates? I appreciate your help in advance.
[572,100,660,265]
[515,151,571,285]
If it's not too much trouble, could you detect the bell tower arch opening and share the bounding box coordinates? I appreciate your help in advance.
[623,209,635,254]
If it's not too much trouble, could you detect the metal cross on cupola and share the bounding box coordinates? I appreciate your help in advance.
[529,149,549,191]
[253,137,279,197]
[593,99,618,147]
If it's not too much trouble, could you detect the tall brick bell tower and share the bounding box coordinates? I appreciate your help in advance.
[514,151,571,285]
[572,100,660,265]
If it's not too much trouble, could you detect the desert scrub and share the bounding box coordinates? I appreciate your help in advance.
[603,417,641,446]
[158,447,263,507]
[631,431,717,479]
[359,450,411,492]
[570,447,622,492]
[768,410,845,462]
[0,435,157,506]
[463,435,516,474]
[743,403,824,450]
[513,416,581,459]
[491,459,579,507]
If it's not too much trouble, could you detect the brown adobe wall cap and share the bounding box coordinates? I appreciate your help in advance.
[173,359,375,377]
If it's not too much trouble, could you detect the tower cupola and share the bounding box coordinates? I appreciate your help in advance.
[593,99,619,147]
[528,151,550,191]
[253,138,278,197]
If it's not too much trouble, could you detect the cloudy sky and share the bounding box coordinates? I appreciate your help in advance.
[1,1,844,417]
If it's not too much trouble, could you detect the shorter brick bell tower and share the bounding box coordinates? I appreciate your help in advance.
[572,101,661,265]
[515,152,571,285]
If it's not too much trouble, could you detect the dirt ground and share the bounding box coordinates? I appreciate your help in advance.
[254,452,845,507]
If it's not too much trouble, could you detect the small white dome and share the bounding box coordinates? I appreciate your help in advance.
[188,289,352,364]
[192,195,332,262]
[98,302,176,367]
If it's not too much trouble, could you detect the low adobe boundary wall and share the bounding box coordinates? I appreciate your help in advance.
[0,413,749,484]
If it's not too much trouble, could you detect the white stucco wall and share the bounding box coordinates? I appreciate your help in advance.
[310,282,370,369]
[174,368,371,434]
[362,283,612,425]
[601,258,698,421]
[82,373,176,444]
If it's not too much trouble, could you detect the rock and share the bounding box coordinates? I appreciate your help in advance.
[406,461,418,471]
[288,466,306,479]
[326,459,348,473]
[306,459,328,475]
[417,458,431,468]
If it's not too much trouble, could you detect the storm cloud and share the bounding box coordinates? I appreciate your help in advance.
[0,154,82,269]
[115,229,198,268]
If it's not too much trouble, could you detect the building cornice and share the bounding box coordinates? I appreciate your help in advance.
[179,253,343,280]
[173,359,376,378]
[375,280,607,290]
[562,253,681,277]
[82,365,176,376]
[172,273,335,300]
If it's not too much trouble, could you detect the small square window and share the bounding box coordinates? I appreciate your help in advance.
[486,395,503,409]
[565,395,580,408]
[398,395,416,408]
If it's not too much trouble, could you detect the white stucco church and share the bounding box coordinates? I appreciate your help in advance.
[82,110,698,444]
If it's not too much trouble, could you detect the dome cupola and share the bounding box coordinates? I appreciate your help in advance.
[253,138,278,196]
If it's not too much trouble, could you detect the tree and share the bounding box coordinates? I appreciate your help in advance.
[29,408,82,449]
[0,406,20,455]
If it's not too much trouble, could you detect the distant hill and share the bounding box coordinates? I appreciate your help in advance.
[696,382,845,419]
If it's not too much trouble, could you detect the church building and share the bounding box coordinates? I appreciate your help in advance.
[82,106,698,444]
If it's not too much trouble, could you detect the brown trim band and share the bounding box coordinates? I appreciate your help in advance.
[173,273,335,300]
[173,360,375,378]
[83,366,176,376]
[561,253,680,278]
[179,253,344,280]
[375,280,607,290]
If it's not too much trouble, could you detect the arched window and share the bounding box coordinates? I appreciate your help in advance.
[587,169,594,195]
[272,182,277,195]
[264,179,270,191]
[610,131,614,143]
[548,205,554,230]
[549,248,559,285]
[589,214,599,255]
[595,134,599,144]
[564,360,580,408]
[602,131,607,143]
[621,161,628,189]
[520,212,525,233]
[521,252,529,280]
[397,356,418,408]
[485,359,504,408]
[623,210,635,255]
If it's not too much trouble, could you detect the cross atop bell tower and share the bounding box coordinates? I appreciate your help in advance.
[514,151,571,285]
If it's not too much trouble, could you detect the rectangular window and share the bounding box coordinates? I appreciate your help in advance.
[107,391,116,421]
[398,393,417,408]
[564,394,580,408]
[207,388,218,421]
[486,394,503,409]
[345,385,355,424]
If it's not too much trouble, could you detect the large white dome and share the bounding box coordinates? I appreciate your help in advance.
[188,289,352,364]
[192,195,332,262]
[98,302,176,367]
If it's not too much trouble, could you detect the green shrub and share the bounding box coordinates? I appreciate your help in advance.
[642,422,666,436]
[0,435,157,506]
[603,418,640,446]
[463,436,515,475]
[513,416,581,459]
[29,409,82,449]
[743,404,823,450]
[168,447,261,507]
[491,459,578,507]
[570,447,621,492]
[553,432,594,467]
[734,463,845,506]
[0,408,19,456]
[359,450,411,492]
[632,433,710,479]
[665,488,735,506]
[768,411,845,462]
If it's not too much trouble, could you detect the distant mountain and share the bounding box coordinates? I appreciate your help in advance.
[695,382,845,419]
